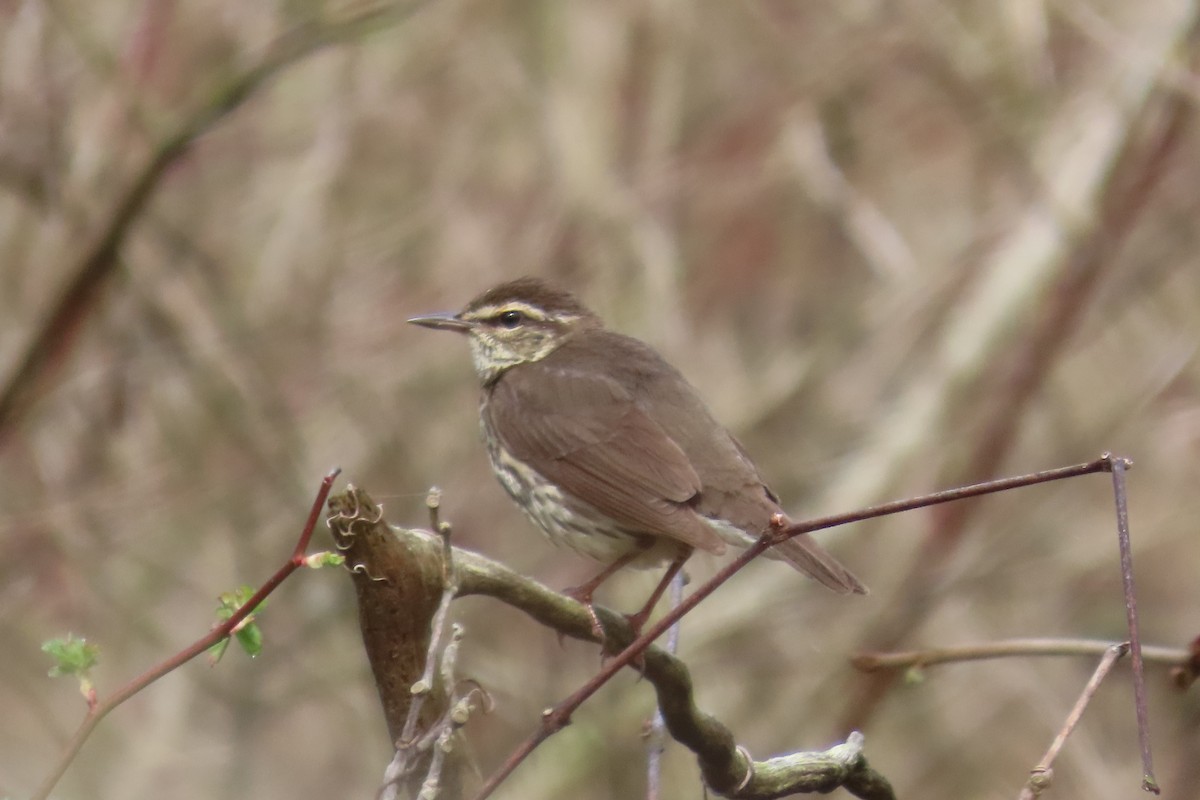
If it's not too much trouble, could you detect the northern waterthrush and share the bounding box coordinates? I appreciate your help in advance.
[409,278,866,629]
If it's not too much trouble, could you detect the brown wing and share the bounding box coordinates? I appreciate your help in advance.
[525,331,867,594]
[483,357,727,555]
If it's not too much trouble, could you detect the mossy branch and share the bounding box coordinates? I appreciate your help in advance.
[326,485,893,799]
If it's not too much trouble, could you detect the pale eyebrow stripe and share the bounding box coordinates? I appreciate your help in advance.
[464,302,549,322]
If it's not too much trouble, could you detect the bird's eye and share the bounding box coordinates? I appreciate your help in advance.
[497,310,524,329]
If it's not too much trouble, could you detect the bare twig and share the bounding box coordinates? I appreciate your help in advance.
[852,638,1189,672]
[1110,459,1159,793]
[400,488,459,745]
[326,499,889,799]
[416,625,477,800]
[646,570,686,800]
[381,487,462,799]
[471,457,1118,799]
[837,4,1198,742]
[776,456,1116,543]
[1018,644,1129,800]
[31,468,341,800]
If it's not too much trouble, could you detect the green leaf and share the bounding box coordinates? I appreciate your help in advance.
[42,634,99,679]
[207,637,231,665]
[214,586,265,622]
[234,621,264,657]
[304,551,345,569]
[209,587,267,661]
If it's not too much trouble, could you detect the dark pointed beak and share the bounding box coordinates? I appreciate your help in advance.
[407,312,473,333]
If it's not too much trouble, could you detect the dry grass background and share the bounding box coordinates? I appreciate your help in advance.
[1,1,1199,798]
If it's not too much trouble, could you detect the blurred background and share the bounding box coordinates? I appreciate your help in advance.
[1,1,1198,798]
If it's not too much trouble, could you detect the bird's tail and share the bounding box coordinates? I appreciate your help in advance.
[767,533,868,595]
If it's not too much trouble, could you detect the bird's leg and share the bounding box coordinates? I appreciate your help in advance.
[563,549,643,605]
[623,547,690,638]
[563,549,644,640]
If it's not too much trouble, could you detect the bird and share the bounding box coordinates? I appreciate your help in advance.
[408,277,865,633]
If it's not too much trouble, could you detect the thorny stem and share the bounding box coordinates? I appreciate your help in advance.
[31,468,341,800]
[470,455,1123,800]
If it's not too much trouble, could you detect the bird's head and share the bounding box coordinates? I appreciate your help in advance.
[408,277,601,384]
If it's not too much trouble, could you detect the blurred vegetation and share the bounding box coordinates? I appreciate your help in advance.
[1,1,1198,798]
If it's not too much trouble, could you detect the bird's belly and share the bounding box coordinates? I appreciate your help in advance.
[485,438,666,566]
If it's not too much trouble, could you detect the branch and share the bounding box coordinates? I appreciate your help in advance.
[1019,644,1129,800]
[1110,458,1159,792]
[840,6,1200,735]
[333,458,1125,798]
[776,457,1116,541]
[470,456,1121,798]
[324,455,1118,800]
[325,484,459,799]
[324,486,895,800]
[31,467,341,800]
[852,638,1191,672]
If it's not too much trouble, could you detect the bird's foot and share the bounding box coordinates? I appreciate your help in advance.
[561,584,607,641]
[622,608,651,640]
[559,587,643,671]
[594,618,647,673]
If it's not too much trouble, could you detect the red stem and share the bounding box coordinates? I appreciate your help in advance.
[471,456,1119,799]
[30,467,340,800]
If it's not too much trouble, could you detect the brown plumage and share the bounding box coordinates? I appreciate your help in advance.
[409,277,866,602]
